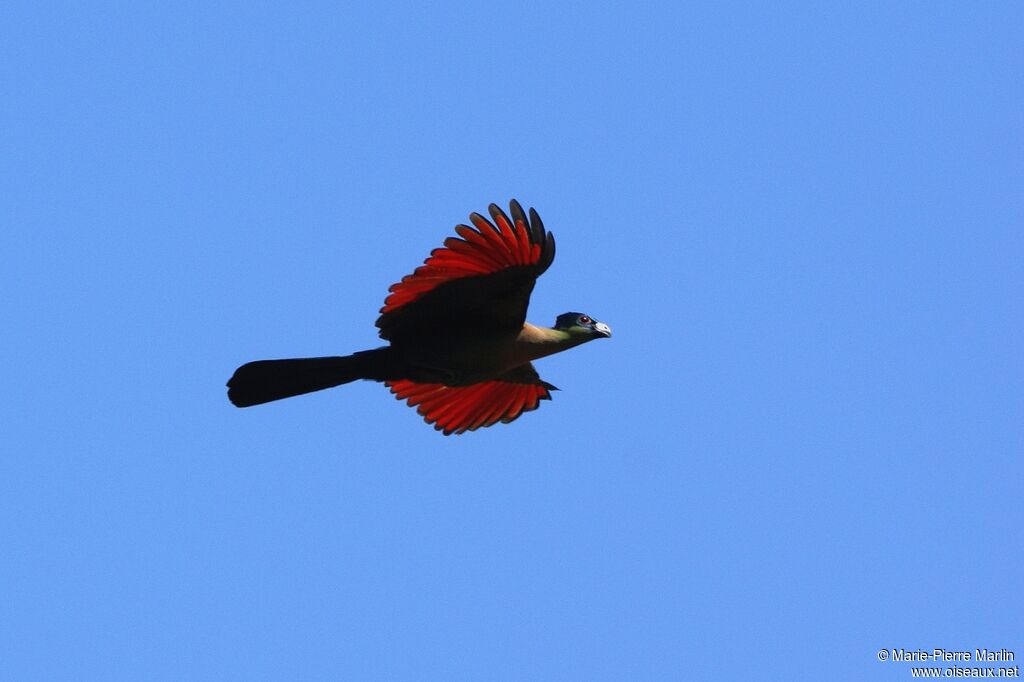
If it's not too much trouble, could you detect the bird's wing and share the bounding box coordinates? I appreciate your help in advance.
[386,363,557,435]
[375,200,555,341]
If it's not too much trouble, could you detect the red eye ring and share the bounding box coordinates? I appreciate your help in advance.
[579,315,591,324]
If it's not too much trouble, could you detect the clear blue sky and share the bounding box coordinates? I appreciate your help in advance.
[2,2,1021,680]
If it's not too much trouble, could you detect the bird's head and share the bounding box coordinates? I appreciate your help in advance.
[554,312,612,340]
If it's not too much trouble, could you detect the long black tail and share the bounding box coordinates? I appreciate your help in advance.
[227,348,396,407]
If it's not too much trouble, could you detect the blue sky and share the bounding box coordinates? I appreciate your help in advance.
[2,2,1021,679]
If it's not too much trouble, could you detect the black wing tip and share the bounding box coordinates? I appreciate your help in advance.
[540,230,555,271]
[469,211,500,235]
[490,201,555,269]
[509,199,527,224]
[488,203,512,226]
[527,207,543,230]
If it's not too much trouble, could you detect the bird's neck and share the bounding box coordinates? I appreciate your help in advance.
[512,322,584,363]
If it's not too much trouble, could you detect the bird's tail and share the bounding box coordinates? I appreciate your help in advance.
[227,348,396,407]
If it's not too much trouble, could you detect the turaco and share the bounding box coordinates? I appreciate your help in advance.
[227,200,611,435]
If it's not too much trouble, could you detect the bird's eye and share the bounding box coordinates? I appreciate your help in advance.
[579,315,591,324]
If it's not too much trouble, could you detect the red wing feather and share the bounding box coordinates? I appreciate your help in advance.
[379,200,554,315]
[386,377,555,435]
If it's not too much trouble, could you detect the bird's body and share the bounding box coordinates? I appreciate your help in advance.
[227,200,610,434]
[384,323,589,385]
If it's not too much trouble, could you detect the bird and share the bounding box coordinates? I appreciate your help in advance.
[226,199,611,435]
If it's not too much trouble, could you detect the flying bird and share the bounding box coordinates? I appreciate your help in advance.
[227,200,611,434]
